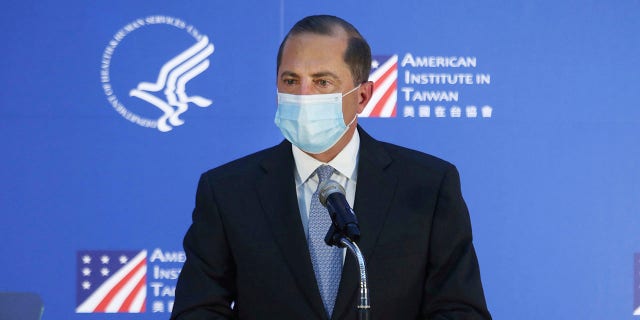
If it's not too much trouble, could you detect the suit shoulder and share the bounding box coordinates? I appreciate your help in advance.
[201,143,287,181]
[379,141,456,174]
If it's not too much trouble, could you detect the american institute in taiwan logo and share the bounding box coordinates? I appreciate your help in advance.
[76,248,184,314]
[360,55,398,118]
[76,250,147,313]
[360,53,494,119]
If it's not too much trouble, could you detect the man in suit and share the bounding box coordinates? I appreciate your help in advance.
[171,15,491,320]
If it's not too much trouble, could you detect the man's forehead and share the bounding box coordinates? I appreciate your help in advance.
[281,30,349,62]
[278,28,353,82]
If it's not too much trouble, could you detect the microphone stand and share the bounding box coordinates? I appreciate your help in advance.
[325,227,370,320]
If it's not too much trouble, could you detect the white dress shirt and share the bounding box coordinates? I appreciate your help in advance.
[292,129,360,240]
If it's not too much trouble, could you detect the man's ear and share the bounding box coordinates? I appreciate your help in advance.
[357,81,374,113]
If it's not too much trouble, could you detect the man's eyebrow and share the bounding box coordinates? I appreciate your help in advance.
[311,71,340,80]
[279,71,340,80]
[279,71,299,79]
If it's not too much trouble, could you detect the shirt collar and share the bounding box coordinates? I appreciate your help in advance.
[292,128,360,186]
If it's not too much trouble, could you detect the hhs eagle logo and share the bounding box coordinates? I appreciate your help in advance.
[129,36,213,132]
[76,250,147,313]
[101,16,214,132]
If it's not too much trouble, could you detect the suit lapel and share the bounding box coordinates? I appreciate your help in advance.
[332,128,397,320]
[256,141,327,319]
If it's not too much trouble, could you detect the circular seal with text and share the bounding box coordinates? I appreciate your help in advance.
[100,16,214,132]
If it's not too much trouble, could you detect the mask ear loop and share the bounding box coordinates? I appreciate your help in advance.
[346,113,358,128]
[342,84,361,97]
[343,84,361,128]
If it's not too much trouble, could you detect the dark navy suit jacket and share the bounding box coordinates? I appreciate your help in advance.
[171,128,491,320]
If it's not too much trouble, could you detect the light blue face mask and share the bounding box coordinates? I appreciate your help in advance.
[274,85,360,154]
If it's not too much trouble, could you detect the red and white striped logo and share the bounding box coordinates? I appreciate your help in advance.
[76,250,147,313]
[360,55,398,117]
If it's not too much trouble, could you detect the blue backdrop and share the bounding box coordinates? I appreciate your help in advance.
[1,1,639,319]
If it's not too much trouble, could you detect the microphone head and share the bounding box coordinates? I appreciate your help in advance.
[318,180,345,207]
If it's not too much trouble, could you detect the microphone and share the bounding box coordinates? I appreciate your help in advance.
[319,180,361,244]
[320,180,371,319]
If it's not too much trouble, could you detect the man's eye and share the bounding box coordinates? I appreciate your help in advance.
[283,79,296,85]
[316,79,329,87]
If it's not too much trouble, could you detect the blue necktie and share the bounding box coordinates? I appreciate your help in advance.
[308,165,342,317]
